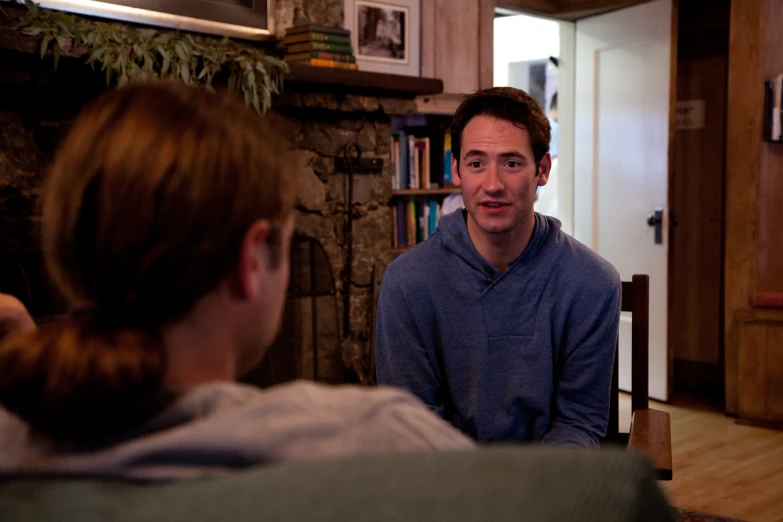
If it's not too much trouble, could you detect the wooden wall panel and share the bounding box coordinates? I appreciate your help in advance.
[756,0,783,295]
[435,0,479,94]
[479,0,495,90]
[671,54,726,366]
[420,0,436,79]
[421,0,492,95]
[724,0,765,414]
[736,309,783,424]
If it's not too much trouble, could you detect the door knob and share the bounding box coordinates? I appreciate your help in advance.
[647,208,663,244]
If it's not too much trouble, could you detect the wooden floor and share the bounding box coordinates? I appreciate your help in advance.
[619,393,783,522]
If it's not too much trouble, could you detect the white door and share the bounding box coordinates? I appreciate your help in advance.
[574,0,672,401]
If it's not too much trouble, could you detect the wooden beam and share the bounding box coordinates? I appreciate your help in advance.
[497,0,650,20]
[724,0,765,414]
[479,0,494,90]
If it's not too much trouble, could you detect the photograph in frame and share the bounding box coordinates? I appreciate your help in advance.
[355,1,408,65]
[344,0,419,77]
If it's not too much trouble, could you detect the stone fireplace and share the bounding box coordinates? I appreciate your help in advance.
[0,7,441,387]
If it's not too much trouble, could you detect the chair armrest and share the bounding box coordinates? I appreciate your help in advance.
[628,408,673,481]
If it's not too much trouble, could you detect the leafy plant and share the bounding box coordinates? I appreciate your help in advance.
[9,0,287,113]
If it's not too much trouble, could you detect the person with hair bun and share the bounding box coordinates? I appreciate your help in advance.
[0,81,472,480]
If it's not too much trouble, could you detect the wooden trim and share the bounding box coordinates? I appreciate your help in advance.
[392,188,460,196]
[734,307,783,324]
[478,0,494,90]
[666,0,679,403]
[415,93,465,116]
[420,0,436,79]
[285,64,444,97]
[724,0,765,414]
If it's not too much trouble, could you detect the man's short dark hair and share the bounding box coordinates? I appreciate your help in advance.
[451,87,551,169]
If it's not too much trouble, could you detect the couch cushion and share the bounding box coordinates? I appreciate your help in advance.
[0,446,674,522]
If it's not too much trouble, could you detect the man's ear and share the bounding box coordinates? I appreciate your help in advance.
[536,152,552,187]
[233,219,273,301]
[451,155,461,187]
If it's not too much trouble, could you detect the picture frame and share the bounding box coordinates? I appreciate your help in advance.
[343,0,420,77]
[5,0,276,41]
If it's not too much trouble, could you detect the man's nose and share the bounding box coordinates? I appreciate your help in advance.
[482,165,504,194]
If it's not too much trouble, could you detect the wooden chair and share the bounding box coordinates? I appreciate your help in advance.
[605,274,673,481]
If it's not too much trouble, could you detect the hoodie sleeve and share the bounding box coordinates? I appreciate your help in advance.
[542,280,621,448]
[374,267,445,417]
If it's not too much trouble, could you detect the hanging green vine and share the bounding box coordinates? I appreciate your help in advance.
[8,0,288,113]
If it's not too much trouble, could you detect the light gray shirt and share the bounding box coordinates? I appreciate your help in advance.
[0,380,474,481]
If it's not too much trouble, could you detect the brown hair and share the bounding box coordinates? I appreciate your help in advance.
[450,86,551,168]
[0,81,296,442]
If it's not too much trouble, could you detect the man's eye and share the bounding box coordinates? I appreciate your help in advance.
[468,161,483,168]
[506,161,521,168]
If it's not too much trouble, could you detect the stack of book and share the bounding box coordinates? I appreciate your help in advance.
[282,24,358,71]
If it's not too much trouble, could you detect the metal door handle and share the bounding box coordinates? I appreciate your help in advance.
[647,209,663,244]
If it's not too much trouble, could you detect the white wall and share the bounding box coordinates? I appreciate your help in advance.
[494,14,560,87]
[556,20,575,236]
[493,13,574,236]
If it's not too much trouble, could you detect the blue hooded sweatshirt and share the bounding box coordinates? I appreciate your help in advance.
[375,210,621,448]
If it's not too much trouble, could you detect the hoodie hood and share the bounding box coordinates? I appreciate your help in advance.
[436,210,563,278]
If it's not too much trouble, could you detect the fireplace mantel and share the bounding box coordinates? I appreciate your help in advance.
[0,23,443,99]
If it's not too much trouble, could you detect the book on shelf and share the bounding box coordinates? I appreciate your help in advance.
[282,24,357,71]
[287,58,358,70]
[284,51,356,63]
[287,41,354,55]
[392,198,442,250]
[390,124,453,190]
[283,32,352,46]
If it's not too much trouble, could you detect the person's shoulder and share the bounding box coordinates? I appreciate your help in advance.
[550,227,621,294]
[245,380,475,449]
[385,234,448,285]
[262,379,432,412]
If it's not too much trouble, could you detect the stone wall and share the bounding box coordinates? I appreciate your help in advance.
[272,91,415,384]
[275,0,344,39]
[0,46,415,385]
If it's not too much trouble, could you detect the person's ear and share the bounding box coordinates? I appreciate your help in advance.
[536,152,552,187]
[452,155,461,187]
[234,219,273,301]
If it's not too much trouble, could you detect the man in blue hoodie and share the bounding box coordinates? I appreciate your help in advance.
[375,87,621,448]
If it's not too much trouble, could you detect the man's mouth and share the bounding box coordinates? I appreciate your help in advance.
[481,202,509,208]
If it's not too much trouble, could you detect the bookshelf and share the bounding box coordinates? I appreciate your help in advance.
[389,105,459,253]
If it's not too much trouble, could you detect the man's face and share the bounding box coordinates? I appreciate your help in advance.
[453,115,550,238]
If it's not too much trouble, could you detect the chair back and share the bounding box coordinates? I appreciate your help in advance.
[606,274,650,442]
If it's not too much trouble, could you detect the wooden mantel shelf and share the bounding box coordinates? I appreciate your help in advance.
[285,63,443,98]
[0,21,443,99]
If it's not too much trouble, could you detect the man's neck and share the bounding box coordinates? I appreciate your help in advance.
[160,296,236,388]
[466,211,537,272]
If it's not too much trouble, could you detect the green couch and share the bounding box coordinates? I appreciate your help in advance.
[0,446,675,522]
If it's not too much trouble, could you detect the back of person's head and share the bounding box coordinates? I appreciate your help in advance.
[450,87,551,168]
[0,81,297,443]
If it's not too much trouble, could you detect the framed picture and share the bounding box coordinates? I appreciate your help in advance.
[344,0,420,77]
[6,0,275,40]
